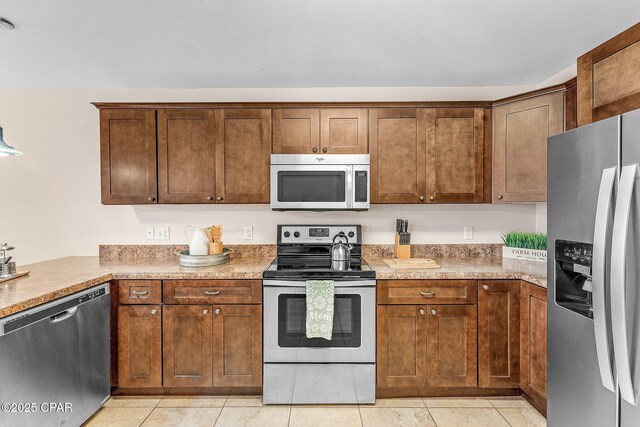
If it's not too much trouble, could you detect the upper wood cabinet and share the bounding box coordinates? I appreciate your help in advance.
[578,23,640,126]
[426,304,477,388]
[213,304,262,387]
[100,109,157,204]
[377,304,427,388]
[117,305,162,388]
[478,281,520,388]
[157,110,216,204]
[370,108,427,203]
[273,109,320,154]
[273,108,368,154]
[426,108,484,203]
[493,90,564,203]
[215,109,271,203]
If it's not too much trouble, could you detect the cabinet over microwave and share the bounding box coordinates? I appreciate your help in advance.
[270,154,370,211]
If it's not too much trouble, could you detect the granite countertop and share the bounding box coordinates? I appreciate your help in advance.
[0,253,546,319]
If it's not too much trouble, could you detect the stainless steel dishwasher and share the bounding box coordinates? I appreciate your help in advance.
[0,283,110,427]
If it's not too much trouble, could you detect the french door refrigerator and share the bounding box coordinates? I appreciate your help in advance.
[548,108,640,427]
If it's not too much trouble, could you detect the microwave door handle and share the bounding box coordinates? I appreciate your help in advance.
[347,165,353,209]
[611,163,639,405]
[593,166,617,392]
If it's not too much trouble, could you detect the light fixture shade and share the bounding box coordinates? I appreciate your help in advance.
[0,127,22,157]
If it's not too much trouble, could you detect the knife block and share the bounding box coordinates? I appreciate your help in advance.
[394,234,411,259]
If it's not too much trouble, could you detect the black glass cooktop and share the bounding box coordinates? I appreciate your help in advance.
[262,257,375,280]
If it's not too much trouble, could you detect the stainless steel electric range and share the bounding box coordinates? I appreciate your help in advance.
[262,225,376,404]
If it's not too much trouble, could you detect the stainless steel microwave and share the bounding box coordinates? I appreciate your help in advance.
[270,154,370,211]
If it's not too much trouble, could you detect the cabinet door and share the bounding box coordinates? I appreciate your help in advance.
[426,108,484,203]
[163,305,213,387]
[100,109,157,204]
[369,109,427,203]
[426,305,477,387]
[213,305,262,387]
[478,281,520,388]
[118,305,162,388]
[157,110,216,204]
[215,109,271,203]
[320,109,368,154]
[493,91,564,202]
[520,282,547,400]
[273,109,320,154]
[377,305,427,388]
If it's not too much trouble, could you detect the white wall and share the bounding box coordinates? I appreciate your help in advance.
[0,87,542,264]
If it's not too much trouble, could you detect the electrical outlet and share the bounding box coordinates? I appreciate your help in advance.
[145,227,155,240]
[155,226,170,240]
[244,226,253,240]
[464,226,474,240]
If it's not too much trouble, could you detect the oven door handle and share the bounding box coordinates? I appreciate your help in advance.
[263,280,376,288]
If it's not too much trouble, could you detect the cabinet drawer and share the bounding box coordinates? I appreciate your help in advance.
[118,280,162,304]
[163,280,262,304]
[377,280,477,305]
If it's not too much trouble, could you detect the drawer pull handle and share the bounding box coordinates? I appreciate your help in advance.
[420,291,436,298]
[131,290,149,295]
[150,309,157,315]
[431,309,437,316]
[204,290,221,295]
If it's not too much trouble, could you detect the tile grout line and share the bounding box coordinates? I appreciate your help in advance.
[494,406,516,427]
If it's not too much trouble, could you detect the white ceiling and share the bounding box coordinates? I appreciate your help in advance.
[1,0,639,89]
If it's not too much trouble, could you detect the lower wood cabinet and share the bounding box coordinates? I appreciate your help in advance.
[163,305,214,387]
[117,305,162,388]
[478,281,520,388]
[520,282,548,407]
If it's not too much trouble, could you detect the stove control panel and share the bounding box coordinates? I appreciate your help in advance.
[279,225,361,245]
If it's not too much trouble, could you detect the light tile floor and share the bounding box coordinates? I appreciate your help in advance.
[84,396,546,427]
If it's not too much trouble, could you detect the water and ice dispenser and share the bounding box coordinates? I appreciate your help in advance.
[555,240,594,318]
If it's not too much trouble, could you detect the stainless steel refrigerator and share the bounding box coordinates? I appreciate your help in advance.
[548,108,640,427]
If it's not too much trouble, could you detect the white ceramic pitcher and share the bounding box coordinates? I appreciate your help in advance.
[184,226,209,256]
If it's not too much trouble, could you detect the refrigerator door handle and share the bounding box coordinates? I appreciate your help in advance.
[611,163,639,406]
[593,166,617,392]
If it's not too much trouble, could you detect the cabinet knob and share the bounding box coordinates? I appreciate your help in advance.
[148,196,156,202]
[419,309,425,316]
[431,309,437,316]
[312,147,318,153]
[206,196,214,201]
[322,147,328,153]
[202,309,209,315]
[216,196,223,201]
[150,309,157,315]
[497,194,503,200]
[429,195,435,201]
[215,308,221,315]
[482,284,490,291]
[419,196,425,201]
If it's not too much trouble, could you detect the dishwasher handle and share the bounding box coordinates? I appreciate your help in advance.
[50,306,79,323]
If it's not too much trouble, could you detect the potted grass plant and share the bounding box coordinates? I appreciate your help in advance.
[501,232,547,262]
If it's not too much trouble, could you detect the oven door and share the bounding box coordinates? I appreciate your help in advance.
[270,164,352,210]
[263,280,375,363]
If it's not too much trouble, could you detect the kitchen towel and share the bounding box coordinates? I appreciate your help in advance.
[306,280,334,340]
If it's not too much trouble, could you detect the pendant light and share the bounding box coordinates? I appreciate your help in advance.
[0,127,22,157]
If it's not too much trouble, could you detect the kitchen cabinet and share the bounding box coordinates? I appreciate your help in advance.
[100,109,157,204]
[157,109,216,204]
[426,305,477,387]
[214,109,271,203]
[426,108,485,203]
[578,23,640,126]
[369,108,427,203]
[377,304,427,388]
[213,304,262,387]
[118,280,162,305]
[520,281,547,410]
[117,305,162,388]
[162,304,214,387]
[478,281,520,388]
[493,90,564,202]
[273,109,320,154]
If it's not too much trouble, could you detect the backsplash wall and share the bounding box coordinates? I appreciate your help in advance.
[0,87,543,264]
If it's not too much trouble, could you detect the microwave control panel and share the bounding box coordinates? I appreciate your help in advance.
[354,171,368,202]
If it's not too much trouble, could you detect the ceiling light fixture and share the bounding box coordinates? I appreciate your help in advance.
[0,127,23,157]
[0,18,15,30]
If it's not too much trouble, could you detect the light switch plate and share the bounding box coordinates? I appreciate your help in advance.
[244,226,253,240]
[145,227,155,240]
[155,226,170,240]
[464,226,474,240]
